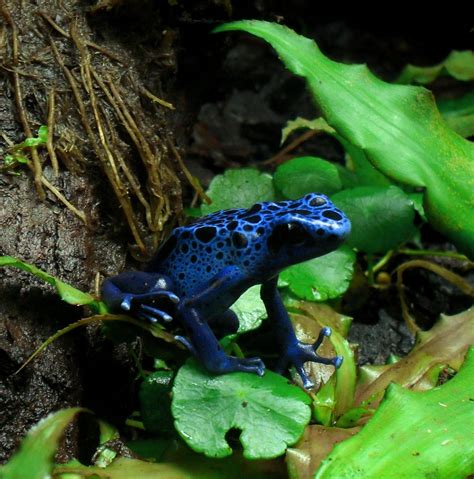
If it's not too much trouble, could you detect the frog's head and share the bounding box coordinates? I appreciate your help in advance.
[267,193,351,269]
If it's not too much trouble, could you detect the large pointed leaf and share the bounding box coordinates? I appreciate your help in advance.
[314,348,474,478]
[215,21,474,258]
[0,408,85,479]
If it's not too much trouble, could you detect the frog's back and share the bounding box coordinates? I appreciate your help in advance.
[145,206,258,295]
[146,194,350,296]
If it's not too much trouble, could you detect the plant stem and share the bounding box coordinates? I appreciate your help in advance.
[398,249,469,261]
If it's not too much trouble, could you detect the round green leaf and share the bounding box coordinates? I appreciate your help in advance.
[280,246,355,301]
[332,186,416,253]
[274,156,342,199]
[172,360,311,459]
[231,285,267,334]
[201,169,275,214]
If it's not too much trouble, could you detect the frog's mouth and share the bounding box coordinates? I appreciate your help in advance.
[267,221,312,255]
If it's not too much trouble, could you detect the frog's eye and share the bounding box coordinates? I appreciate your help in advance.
[309,196,327,207]
[287,222,307,245]
[268,222,308,254]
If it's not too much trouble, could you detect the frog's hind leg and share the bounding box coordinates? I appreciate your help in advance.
[208,309,240,338]
[176,305,264,376]
[261,275,342,389]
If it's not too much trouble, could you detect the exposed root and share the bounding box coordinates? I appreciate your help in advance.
[396,259,474,332]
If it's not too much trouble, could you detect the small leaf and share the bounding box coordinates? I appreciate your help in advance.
[0,255,104,312]
[22,127,48,147]
[286,425,360,479]
[281,117,335,144]
[172,359,311,459]
[408,192,427,221]
[438,91,474,138]
[0,408,85,479]
[273,156,343,199]
[315,348,474,478]
[231,284,267,334]
[396,50,474,84]
[332,186,416,253]
[201,168,275,215]
[37,125,49,143]
[280,246,355,301]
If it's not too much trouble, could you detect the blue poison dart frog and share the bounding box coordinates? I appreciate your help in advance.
[102,193,351,388]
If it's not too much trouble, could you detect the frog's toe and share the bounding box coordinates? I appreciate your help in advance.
[120,295,133,311]
[139,304,173,322]
[151,291,180,304]
[175,335,197,355]
[294,363,315,389]
[235,357,266,376]
[312,326,331,351]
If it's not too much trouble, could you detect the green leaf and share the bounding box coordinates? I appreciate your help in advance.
[438,91,474,138]
[314,347,474,478]
[408,192,427,221]
[332,186,416,253]
[0,255,105,312]
[280,246,355,301]
[172,359,311,459]
[215,21,474,258]
[396,50,474,84]
[140,371,175,434]
[273,156,343,199]
[56,456,249,479]
[281,117,335,144]
[231,284,267,334]
[22,126,49,147]
[0,408,85,479]
[341,139,391,187]
[134,439,286,479]
[201,168,275,215]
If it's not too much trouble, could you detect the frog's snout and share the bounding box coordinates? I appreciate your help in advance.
[320,207,351,246]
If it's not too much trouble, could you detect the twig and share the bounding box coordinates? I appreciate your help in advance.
[263,129,317,166]
[0,3,45,198]
[46,88,59,175]
[167,137,211,205]
[40,175,87,224]
[396,259,474,333]
[38,10,126,65]
[141,87,175,110]
[68,23,146,252]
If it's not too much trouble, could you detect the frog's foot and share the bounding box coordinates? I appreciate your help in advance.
[175,334,265,376]
[277,327,343,389]
[211,355,266,376]
[120,291,179,323]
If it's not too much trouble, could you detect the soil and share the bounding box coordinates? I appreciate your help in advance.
[0,0,472,462]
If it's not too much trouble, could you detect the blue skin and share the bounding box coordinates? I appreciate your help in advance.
[102,193,351,388]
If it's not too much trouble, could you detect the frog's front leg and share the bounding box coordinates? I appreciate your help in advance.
[102,271,179,323]
[176,266,265,376]
[260,275,342,389]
